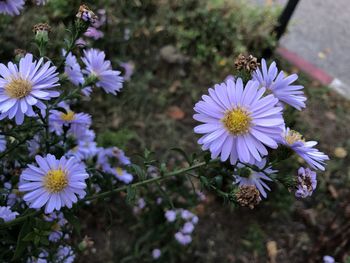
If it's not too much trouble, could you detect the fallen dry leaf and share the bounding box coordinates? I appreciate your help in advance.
[266,241,278,263]
[334,147,347,158]
[167,106,185,120]
[325,111,337,121]
[169,80,181,93]
[328,184,339,199]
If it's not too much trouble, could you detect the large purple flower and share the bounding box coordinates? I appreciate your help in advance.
[82,49,123,95]
[194,78,284,164]
[19,154,88,214]
[253,59,306,110]
[234,159,275,198]
[281,128,329,171]
[0,0,24,16]
[0,54,60,124]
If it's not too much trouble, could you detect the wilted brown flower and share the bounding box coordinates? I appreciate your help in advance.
[76,4,98,24]
[32,23,51,34]
[234,54,260,72]
[235,185,261,209]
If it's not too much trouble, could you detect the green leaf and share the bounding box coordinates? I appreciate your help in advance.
[12,218,32,260]
[170,148,192,165]
[64,212,81,237]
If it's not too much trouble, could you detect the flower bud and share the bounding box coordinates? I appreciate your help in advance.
[33,23,51,44]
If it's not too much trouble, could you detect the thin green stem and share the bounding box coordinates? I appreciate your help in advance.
[84,161,210,202]
[0,160,216,229]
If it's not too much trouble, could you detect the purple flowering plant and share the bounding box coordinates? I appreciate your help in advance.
[0,2,330,262]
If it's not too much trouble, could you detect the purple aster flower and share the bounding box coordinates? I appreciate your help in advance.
[63,50,84,86]
[192,216,199,224]
[93,9,106,28]
[253,59,306,110]
[82,49,123,95]
[234,159,275,198]
[81,86,92,97]
[295,167,317,198]
[0,206,19,222]
[0,0,24,16]
[165,210,176,222]
[76,38,87,48]
[112,167,133,184]
[44,211,67,242]
[67,130,98,161]
[133,198,146,214]
[181,209,195,220]
[27,134,40,156]
[97,147,131,170]
[152,248,161,259]
[0,54,59,124]
[181,222,194,234]
[281,128,329,171]
[0,135,6,152]
[56,245,75,263]
[84,27,104,40]
[49,109,91,138]
[175,232,192,245]
[323,256,335,263]
[19,154,89,214]
[27,251,49,263]
[119,61,134,81]
[194,78,284,165]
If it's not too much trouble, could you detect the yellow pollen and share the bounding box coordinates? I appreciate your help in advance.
[5,78,32,99]
[285,130,303,145]
[44,169,68,193]
[116,167,123,176]
[222,108,251,135]
[60,111,76,122]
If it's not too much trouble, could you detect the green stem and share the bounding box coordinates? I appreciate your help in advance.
[0,210,41,230]
[84,161,210,202]
[0,160,215,229]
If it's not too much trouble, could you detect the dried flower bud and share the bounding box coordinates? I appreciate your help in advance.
[33,23,51,34]
[234,54,247,70]
[33,23,51,43]
[245,55,260,72]
[76,4,98,24]
[14,49,26,60]
[235,185,261,209]
[234,54,260,72]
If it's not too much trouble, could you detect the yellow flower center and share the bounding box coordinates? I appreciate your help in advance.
[285,130,303,145]
[60,111,76,122]
[44,169,68,193]
[5,78,32,99]
[222,108,251,135]
[115,167,123,176]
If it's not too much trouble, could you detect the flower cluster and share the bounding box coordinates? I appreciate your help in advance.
[194,57,329,199]
[165,209,199,245]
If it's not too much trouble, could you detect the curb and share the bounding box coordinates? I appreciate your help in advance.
[276,47,350,99]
